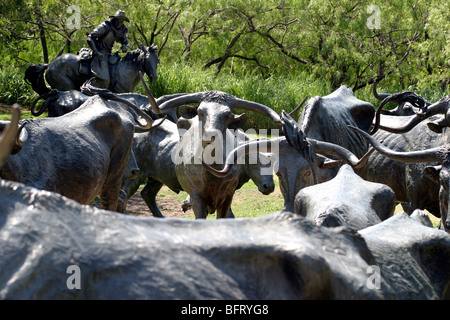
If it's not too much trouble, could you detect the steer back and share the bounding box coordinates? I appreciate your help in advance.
[295,164,396,230]
[31,89,179,122]
[358,94,450,223]
[1,177,448,299]
[0,96,141,211]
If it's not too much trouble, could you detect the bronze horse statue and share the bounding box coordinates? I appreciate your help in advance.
[24,45,159,95]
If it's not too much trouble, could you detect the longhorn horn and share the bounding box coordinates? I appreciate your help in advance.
[156,90,281,124]
[229,97,281,123]
[81,78,155,130]
[202,135,373,178]
[371,91,432,134]
[372,80,390,101]
[139,71,159,114]
[0,104,22,168]
[374,94,450,134]
[203,137,283,178]
[310,139,374,169]
[154,92,208,114]
[349,125,441,163]
[289,96,308,118]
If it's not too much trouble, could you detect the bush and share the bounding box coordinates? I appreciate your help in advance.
[0,67,36,107]
[144,63,335,130]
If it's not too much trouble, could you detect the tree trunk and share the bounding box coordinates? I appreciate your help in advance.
[38,23,48,63]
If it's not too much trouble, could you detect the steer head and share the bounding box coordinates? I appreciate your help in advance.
[143,84,281,167]
[349,125,450,233]
[170,91,250,147]
[370,90,431,135]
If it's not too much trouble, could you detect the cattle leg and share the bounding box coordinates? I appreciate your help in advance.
[217,197,234,219]
[401,202,415,215]
[99,186,121,212]
[226,208,235,218]
[140,179,165,218]
[100,149,131,212]
[190,193,208,219]
[117,189,128,213]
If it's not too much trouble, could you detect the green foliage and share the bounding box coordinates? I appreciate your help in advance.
[0,0,447,114]
[142,62,333,129]
[0,66,36,105]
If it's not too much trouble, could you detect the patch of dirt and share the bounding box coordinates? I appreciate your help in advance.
[90,185,192,218]
[125,191,191,218]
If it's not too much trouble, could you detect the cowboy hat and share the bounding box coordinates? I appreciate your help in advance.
[109,10,130,22]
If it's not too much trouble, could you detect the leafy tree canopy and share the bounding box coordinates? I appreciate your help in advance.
[0,0,448,92]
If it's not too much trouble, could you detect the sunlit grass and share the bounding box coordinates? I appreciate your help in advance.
[151,175,284,220]
[0,109,46,121]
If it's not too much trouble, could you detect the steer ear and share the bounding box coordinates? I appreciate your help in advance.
[178,105,198,119]
[228,113,248,130]
[315,154,342,169]
[424,165,442,183]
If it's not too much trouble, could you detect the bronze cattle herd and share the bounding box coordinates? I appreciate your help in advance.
[0,49,449,299]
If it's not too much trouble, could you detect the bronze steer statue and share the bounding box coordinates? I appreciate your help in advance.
[0,111,449,300]
[221,86,443,221]
[148,90,281,219]
[0,178,448,299]
[0,88,161,212]
[349,96,450,233]
[118,118,275,217]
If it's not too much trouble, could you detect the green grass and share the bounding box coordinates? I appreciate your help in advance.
[142,63,334,130]
[393,204,441,228]
[152,176,440,227]
[0,108,46,121]
[151,176,284,220]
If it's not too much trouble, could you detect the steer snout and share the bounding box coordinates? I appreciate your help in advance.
[259,182,275,195]
[125,152,140,180]
[129,168,140,179]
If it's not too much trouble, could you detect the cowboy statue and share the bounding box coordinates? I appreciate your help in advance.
[87,10,130,88]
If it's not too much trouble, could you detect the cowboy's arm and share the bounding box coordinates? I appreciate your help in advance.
[87,23,108,56]
[119,26,130,53]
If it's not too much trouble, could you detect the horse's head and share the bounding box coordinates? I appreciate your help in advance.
[141,44,159,83]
